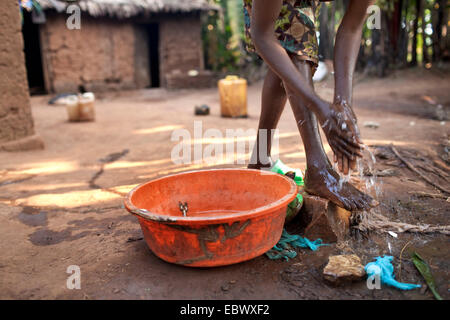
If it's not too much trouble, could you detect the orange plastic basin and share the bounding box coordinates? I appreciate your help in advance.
[124,169,297,267]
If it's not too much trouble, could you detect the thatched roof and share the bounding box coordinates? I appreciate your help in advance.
[37,0,220,18]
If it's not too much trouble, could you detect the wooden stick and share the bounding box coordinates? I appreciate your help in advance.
[399,240,413,282]
[391,146,450,194]
[408,191,448,199]
[433,159,450,176]
[416,163,449,181]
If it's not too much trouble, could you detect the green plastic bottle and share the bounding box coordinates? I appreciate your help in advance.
[270,159,304,222]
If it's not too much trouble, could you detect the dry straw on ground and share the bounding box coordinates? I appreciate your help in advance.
[353,210,450,235]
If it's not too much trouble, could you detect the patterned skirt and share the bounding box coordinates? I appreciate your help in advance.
[243,0,321,69]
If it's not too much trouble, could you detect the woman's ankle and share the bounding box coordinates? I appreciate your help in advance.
[247,156,273,170]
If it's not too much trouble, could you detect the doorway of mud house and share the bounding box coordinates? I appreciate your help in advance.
[21,11,46,95]
[147,23,160,88]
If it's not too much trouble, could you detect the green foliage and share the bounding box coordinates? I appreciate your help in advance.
[202,0,447,74]
[411,251,443,300]
[202,0,242,72]
[202,0,262,73]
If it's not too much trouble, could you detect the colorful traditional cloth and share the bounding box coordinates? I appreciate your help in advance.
[243,0,321,68]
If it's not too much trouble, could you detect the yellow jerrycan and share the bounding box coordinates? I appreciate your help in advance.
[218,75,248,118]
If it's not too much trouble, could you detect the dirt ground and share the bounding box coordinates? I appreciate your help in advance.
[0,66,449,300]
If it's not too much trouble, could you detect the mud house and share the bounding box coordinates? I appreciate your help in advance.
[23,0,219,93]
[0,0,43,151]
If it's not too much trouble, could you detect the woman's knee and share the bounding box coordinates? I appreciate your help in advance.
[289,55,314,83]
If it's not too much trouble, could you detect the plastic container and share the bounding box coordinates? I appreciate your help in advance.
[78,92,95,121]
[124,169,297,267]
[270,159,304,223]
[218,75,248,118]
[65,99,80,122]
[271,159,304,186]
[64,92,95,122]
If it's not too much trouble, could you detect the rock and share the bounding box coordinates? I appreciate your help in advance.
[194,104,210,116]
[435,104,449,121]
[376,168,397,177]
[0,134,44,152]
[363,121,380,129]
[323,254,366,285]
[299,193,352,243]
[291,280,304,288]
[374,147,394,160]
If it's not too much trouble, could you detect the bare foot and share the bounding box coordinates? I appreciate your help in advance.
[304,165,378,211]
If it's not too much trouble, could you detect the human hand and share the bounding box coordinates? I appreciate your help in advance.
[316,99,363,174]
[336,98,362,173]
[332,98,362,174]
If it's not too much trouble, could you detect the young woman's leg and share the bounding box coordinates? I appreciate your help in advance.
[248,67,288,169]
[285,57,375,211]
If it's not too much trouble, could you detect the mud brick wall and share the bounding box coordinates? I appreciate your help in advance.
[159,14,205,87]
[166,71,216,89]
[41,14,136,93]
[0,0,36,144]
[40,12,207,92]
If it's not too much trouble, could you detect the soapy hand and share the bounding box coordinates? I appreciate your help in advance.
[331,98,362,174]
[316,99,363,174]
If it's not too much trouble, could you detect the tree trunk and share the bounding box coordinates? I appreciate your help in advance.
[379,9,390,76]
[319,4,333,60]
[422,0,429,65]
[411,0,421,66]
[431,0,445,62]
[442,0,450,61]
[390,0,402,65]
[370,27,382,76]
[397,0,409,67]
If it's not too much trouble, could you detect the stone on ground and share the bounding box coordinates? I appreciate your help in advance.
[299,193,352,243]
[323,254,366,284]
